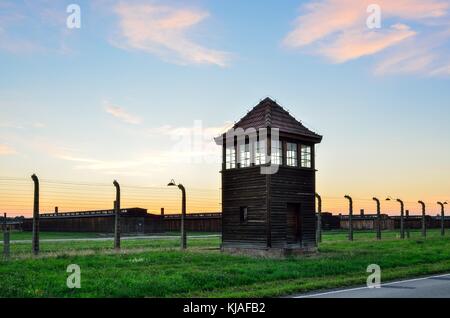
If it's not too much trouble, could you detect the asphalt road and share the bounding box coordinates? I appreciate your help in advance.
[293,273,450,298]
[0,234,220,244]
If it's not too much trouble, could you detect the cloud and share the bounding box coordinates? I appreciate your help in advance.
[283,0,450,76]
[318,24,416,63]
[111,2,230,66]
[104,103,142,125]
[0,144,17,155]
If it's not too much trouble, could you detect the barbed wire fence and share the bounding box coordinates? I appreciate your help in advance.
[0,176,448,257]
[0,177,221,217]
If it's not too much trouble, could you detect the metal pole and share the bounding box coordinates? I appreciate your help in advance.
[315,193,322,244]
[31,174,39,255]
[373,197,381,240]
[113,180,121,250]
[178,184,187,249]
[397,199,404,239]
[344,195,353,241]
[418,201,426,238]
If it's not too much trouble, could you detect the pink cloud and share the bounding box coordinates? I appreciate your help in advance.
[318,24,416,63]
[0,144,17,155]
[104,103,142,125]
[283,0,450,76]
[111,2,230,67]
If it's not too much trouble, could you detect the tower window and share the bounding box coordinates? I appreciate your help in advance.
[254,140,266,165]
[225,147,236,169]
[239,144,251,168]
[301,145,312,168]
[240,206,248,224]
[271,140,282,165]
[286,142,298,167]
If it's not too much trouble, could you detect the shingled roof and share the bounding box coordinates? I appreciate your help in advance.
[232,97,322,141]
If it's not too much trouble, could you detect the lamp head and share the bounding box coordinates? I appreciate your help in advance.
[167,179,176,187]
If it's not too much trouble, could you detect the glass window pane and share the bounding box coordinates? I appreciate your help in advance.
[286,142,297,167]
[271,140,282,165]
[225,147,236,169]
[300,145,312,168]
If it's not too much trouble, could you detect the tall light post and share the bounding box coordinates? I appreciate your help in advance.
[437,202,447,237]
[373,197,381,240]
[418,201,426,238]
[387,197,404,239]
[344,195,353,241]
[168,179,187,249]
[315,193,322,244]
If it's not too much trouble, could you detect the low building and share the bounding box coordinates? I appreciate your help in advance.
[164,212,221,232]
[339,214,395,230]
[22,208,164,234]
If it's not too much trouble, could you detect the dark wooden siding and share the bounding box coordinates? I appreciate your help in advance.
[222,166,268,248]
[270,167,316,248]
[22,214,164,234]
[164,213,221,232]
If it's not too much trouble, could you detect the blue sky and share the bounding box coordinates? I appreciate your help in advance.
[1,0,450,215]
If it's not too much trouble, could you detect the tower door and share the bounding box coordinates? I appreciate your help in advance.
[287,203,302,244]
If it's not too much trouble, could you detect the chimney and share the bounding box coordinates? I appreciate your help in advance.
[360,209,364,216]
[55,206,59,215]
[161,208,165,217]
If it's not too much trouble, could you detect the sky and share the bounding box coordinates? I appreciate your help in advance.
[1,0,450,216]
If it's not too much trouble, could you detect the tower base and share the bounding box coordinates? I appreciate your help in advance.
[221,245,317,258]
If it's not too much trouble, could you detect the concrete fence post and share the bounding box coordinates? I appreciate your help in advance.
[3,213,10,259]
[113,180,121,250]
[373,197,381,240]
[418,201,426,238]
[398,199,405,239]
[315,193,322,244]
[438,202,447,237]
[31,174,39,255]
[344,195,353,241]
[405,210,410,239]
[179,184,187,250]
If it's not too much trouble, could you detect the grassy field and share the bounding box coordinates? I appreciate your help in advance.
[1,231,217,241]
[1,229,450,297]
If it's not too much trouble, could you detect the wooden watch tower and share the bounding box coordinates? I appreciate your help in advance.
[216,97,322,256]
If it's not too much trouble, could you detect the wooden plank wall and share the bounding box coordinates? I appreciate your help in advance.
[271,167,316,248]
[222,166,268,248]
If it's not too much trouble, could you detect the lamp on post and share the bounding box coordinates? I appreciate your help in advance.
[168,179,187,250]
[387,197,404,239]
[437,202,447,237]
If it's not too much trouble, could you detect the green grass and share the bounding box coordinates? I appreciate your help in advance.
[2,231,107,241]
[0,231,217,241]
[1,229,450,298]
